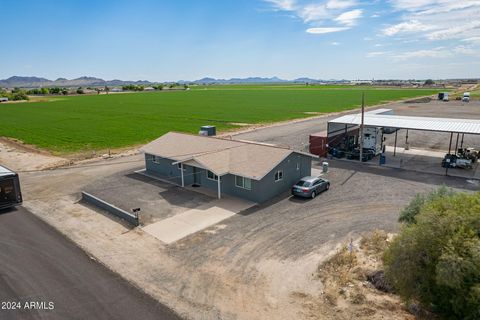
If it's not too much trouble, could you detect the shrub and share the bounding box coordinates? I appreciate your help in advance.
[398,186,455,224]
[384,192,480,319]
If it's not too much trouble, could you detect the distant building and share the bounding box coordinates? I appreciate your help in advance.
[110,88,122,92]
[0,97,8,103]
[144,87,155,91]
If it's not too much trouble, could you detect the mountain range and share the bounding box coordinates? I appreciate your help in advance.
[0,76,340,88]
[0,76,153,88]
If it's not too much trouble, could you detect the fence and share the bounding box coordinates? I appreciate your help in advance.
[81,191,139,226]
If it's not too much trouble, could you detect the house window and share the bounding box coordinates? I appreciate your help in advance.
[152,155,160,164]
[274,170,283,182]
[177,163,186,171]
[296,162,300,171]
[207,170,218,181]
[235,176,252,190]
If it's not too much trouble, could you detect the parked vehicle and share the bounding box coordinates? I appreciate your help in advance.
[441,154,473,169]
[438,92,449,101]
[0,165,22,210]
[346,148,375,161]
[291,176,330,199]
[458,148,478,162]
[463,92,470,102]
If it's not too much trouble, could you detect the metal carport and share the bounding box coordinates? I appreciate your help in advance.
[327,112,480,175]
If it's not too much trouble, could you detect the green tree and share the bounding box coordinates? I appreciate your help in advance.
[398,186,455,224]
[76,87,84,94]
[384,191,480,319]
[10,90,29,101]
[424,79,435,85]
[104,86,110,94]
[49,87,61,94]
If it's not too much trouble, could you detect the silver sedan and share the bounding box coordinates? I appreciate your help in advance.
[291,176,330,199]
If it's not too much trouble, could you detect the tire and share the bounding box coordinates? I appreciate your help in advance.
[311,191,316,199]
[326,183,330,190]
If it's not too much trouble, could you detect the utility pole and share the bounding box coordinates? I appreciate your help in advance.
[359,92,365,162]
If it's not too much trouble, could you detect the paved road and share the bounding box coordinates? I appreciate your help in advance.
[0,206,181,320]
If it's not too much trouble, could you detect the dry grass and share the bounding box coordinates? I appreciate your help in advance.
[298,232,415,320]
[359,229,389,257]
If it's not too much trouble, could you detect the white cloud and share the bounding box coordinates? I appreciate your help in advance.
[370,45,479,61]
[264,0,364,34]
[462,37,480,44]
[326,0,357,9]
[392,47,452,60]
[366,51,388,58]
[264,0,296,11]
[426,20,480,40]
[299,4,328,22]
[331,41,340,45]
[334,9,363,26]
[384,1,480,41]
[382,20,435,36]
[306,27,349,34]
[371,13,380,18]
[453,45,477,55]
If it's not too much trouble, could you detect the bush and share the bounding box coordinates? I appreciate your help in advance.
[398,186,455,224]
[384,191,480,319]
[12,91,29,100]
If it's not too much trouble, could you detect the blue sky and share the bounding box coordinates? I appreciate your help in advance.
[1,0,479,81]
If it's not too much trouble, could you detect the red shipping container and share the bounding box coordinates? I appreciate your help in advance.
[309,131,328,157]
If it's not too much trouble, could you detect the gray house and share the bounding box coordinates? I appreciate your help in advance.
[141,132,313,203]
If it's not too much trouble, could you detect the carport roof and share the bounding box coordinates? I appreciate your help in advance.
[141,132,314,180]
[329,113,480,135]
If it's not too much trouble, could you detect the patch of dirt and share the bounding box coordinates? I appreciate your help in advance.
[290,231,415,320]
[229,122,252,127]
[404,97,432,103]
[0,139,70,171]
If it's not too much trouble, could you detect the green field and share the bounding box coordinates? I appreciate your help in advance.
[0,85,441,154]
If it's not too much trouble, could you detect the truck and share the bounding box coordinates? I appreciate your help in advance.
[0,165,23,210]
[463,92,470,102]
[438,92,449,101]
[362,127,384,156]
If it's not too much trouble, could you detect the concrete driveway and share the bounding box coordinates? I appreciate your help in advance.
[143,195,255,244]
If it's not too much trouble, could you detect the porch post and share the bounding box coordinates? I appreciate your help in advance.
[394,130,398,157]
[217,176,221,199]
[446,132,453,176]
[180,163,184,187]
